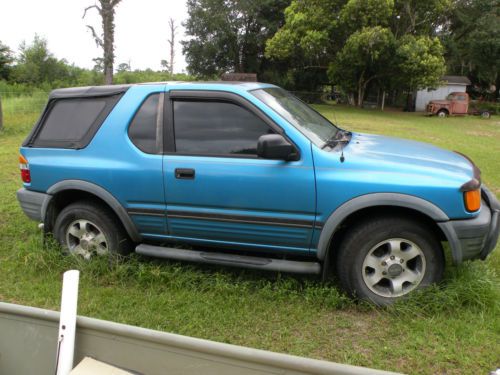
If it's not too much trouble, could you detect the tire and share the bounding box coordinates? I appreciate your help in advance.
[437,110,448,118]
[481,111,491,119]
[54,201,133,259]
[335,216,444,306]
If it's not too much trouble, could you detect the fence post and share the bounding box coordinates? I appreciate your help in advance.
[0,95,3,131]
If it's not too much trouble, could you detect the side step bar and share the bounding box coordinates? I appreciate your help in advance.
[135,244,321,275]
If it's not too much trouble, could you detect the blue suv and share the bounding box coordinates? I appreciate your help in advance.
[17,82,499,305]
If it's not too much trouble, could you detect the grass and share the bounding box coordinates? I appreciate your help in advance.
[0,98,499,374]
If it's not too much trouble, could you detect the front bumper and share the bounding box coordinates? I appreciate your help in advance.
[439,186,500,263]
[17,188,50,222]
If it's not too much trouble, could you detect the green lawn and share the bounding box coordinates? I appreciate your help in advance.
[0,98,499,375]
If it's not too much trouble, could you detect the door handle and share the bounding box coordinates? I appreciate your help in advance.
[175,168,195,179]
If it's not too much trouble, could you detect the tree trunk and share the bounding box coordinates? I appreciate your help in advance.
[83,1,121,85]
[357,89,364,107]
[347,93,355,106]
[357,80,368,107]
[405,91,415,112]
[356,71,371,107]
[0,95,3,131]
[168,18,177,76]
[104,65,113,85]
[495,75,500,102]
[381,91,386,111]
[102,1,116,85]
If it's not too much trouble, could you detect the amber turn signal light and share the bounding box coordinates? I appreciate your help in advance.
[19,155,28,164]
[464,189,481,212]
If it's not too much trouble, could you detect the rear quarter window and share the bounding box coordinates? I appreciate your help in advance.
[128,93,163,154]
[31,94,121,149]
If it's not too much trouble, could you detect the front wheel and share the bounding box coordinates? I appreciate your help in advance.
[437,110,448,118]
[335,216,444,305]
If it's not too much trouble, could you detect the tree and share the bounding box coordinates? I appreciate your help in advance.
[117,62,131,73]
[340,0,394,32]
[266,0,397,92]
[182,0,290,77]
[83,0,122,84]
[92,57,105,73]
[12,35,70,86]
[167,18,178,75]
[392,0,451,37]
[395,35,445,92]
[0,40,13,80]
[267,0,447,103]
[443,0,499,99]
[329,26,395,106]
[160,59,170,72]
[266,0,344,69]
[394,34,446,110]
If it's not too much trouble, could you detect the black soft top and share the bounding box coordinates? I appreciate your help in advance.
[48,84,131,99]
[23,85,130,148]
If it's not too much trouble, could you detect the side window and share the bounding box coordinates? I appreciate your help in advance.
[34,95,121,148]
[173,100,273,156]
[457,95,466,101]
[128,93,163,154]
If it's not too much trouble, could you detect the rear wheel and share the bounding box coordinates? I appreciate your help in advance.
[335,216,444,305]
[480,111,491,119]
[437,109,448,118]
[54,201,133,259]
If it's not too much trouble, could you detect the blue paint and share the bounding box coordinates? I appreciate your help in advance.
[20,82,479,255]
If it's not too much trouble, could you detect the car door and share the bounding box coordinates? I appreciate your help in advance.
[119,89,167,237]
[162,90,316,254]
[453,94,468,114]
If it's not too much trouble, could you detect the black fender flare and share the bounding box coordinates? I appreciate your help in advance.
[317,193,450,261]
[44,179,141,242]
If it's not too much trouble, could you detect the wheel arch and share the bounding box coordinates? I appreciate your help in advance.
[43,180,141,242]
[318,194,451,276]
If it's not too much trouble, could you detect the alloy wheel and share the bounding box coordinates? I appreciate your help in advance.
[361,238,426,298]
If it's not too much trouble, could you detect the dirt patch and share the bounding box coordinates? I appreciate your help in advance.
[465,130,495,137]
[300,309,385,360]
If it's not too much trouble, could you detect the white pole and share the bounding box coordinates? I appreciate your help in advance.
[55,270,80,375]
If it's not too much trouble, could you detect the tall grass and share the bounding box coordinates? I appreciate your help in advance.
[0,97,44,137]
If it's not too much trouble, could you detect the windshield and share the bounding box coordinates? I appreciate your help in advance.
[251,87,339,146]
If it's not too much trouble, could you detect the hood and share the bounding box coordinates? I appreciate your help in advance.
[345,133,474,182]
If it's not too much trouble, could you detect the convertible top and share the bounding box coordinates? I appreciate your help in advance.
[48,85,132,99]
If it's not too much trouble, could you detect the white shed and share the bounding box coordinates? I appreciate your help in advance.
[415,76,471,112]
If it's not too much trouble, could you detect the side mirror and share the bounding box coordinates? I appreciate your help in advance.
[257,134,297,161]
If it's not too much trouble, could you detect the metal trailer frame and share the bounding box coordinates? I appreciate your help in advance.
[0,302,402,375]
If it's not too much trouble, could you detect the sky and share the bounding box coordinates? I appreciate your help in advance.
[0,0,189,72]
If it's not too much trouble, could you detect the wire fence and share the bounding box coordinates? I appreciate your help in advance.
[0,92,49,116]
